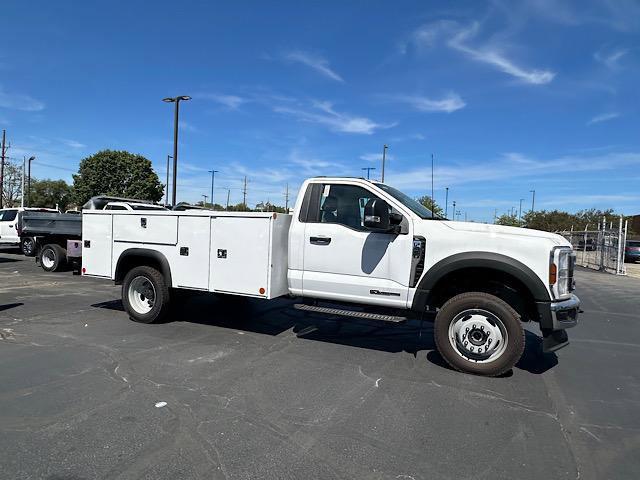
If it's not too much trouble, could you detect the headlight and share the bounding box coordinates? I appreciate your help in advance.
[550,247,575,298]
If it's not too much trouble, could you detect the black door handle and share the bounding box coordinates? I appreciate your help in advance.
[310,236,331,245]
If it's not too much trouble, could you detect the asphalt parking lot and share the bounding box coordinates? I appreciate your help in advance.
[1,248,639,480]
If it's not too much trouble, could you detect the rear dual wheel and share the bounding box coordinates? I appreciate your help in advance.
[40,244,66,272]
[434,292,525,376]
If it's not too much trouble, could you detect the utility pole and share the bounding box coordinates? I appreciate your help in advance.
[165,155,172,206]
[241,175,248,210]
[226,189,231,211]
[284,183,290,212]
[0,129,6,209]
[494,208,498,224]
[361,167,376,180]
[518,198,524,222]
[452,201,456,221]
[209,169,218,209]
[464,212,468,222]
[381,144,388,183]
[27,156,35,207]
[530,189,536,212]
[430,153,435,219]
[444,187,449,219]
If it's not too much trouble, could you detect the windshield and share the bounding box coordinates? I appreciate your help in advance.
[376,183,443,220]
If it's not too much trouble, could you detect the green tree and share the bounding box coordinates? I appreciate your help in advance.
[522,210,577,231]
[495,213,521,227]
[72,150,163,205]
[1,160,23,207]
[417,195,444,217]
[28,178,72,210]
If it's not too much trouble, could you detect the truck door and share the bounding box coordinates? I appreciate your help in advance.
[301,183,412,308]
[0,209,19,244]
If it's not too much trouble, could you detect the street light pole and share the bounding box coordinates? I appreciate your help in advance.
[519,198,524,222]
[162,96,191,206]
[452,200,456,221]
[361,167,376,179]
[530,189,536,212]
[202,194,208,206]
[209,169,219,209]
[444,187,449,219]
[27,156,35,207]
[381,144,388,182]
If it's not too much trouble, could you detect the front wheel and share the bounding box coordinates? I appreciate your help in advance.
[434,292,525,376]
[122,266,171,323]
[21,237,36,256]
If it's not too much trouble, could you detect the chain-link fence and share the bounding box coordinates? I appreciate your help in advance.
[559,216,628,276]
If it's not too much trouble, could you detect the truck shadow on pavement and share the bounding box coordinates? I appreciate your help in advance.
[92,293,558,376]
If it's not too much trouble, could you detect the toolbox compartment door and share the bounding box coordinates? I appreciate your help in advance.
[210,217,270,297]
[113,214,178,245]
[82,214,113,277]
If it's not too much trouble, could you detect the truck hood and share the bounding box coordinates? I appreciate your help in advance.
[437,221,570,246]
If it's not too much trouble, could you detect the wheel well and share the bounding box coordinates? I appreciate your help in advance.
[115,251,172,286]
[427,267,539,322]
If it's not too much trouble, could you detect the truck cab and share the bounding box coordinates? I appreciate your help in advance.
[0,207,59,248]
[82,177,580,376]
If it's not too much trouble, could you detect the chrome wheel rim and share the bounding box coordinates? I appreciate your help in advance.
[41,250,55,269]
[128,276,156,314]
[448,309,508,363]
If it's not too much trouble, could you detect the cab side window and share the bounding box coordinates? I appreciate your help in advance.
[0,209,18,221]
[318,184,386,231]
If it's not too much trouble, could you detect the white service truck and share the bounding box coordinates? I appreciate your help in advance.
[82,177,579,376]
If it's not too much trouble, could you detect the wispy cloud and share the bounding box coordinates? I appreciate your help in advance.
[61,139,86,149]
[282,50,344,82]
[179,121,199,133]
[391,92,466,113]
[386,151,640,192]
[587,112,619,126]
[360,152,394,162]
[407,20,555,85]
[0,85,45,111]
[449,23,555,84]
[541,194,640,207]
[594,46,628,70]
[273,100,394,135]
[196,93,247,110]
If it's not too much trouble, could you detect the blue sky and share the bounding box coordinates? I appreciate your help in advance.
[1,0,639,221]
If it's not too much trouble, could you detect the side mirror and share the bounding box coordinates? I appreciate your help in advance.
[364,199,390,231]
[389,212,403,226]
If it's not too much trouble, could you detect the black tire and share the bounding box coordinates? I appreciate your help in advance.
[40,244,66,272]
[434,292,525,377]
[21,237,36,257]
[122,266,171,324]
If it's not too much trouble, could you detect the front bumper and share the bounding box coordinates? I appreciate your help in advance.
[549,294,580,330]
[536,294,580,352]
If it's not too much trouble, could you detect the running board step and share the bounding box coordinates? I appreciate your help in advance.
[293,303,407,323]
